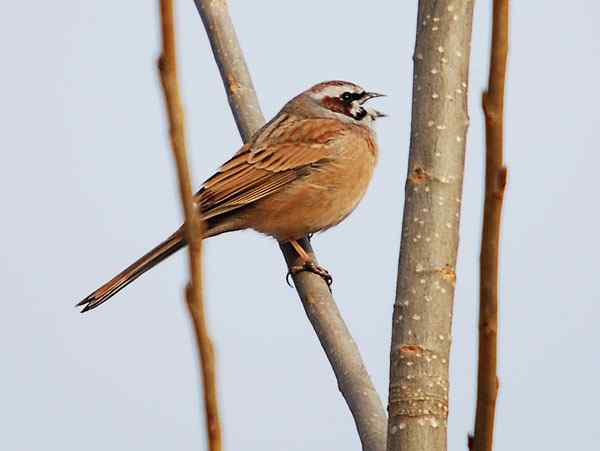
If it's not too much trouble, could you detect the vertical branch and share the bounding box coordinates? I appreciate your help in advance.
[192,1,387,450]
[471,1,509,450]
[157,1,222,451]
[387,2,475,451]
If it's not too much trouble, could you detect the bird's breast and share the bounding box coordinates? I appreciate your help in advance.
[247,132,378,241]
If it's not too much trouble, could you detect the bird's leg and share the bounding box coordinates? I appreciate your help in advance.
[286,239,333,287]
[289,239,312,262]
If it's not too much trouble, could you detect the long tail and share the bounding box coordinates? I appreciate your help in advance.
[77,229,186,312]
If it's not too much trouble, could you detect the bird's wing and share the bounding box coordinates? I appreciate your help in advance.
[195,115,348,219]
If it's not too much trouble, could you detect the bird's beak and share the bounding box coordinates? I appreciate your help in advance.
[360,92,386,104]
[361,93,387,119]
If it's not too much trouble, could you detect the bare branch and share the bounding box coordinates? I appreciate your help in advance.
[158,1,222,450]
[281,238,387,451]
[471,1,509,450]
[193,0,263,142]
[387,2,475,451]
[192,1,387,450]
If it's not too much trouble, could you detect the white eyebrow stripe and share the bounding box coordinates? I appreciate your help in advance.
[312,85,359,99]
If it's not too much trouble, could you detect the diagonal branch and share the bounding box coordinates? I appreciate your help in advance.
[471,1,509,450]
[192,1,387,450]
[158,1,222,451]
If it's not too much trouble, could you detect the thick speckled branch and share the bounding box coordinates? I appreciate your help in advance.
[192,1,387,450]
[470,1,509,451]
[157,1,222,451]
[387,2,475,451]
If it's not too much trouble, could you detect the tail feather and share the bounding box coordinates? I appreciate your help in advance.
[77,230,186,312]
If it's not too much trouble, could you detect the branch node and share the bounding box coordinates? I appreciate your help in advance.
[408,166,431,184]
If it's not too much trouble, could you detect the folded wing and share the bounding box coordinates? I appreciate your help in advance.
[195,115,348,219]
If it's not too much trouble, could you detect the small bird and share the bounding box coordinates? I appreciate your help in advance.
[78,80,385,312]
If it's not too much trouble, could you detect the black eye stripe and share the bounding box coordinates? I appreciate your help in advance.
[341,91,365,103]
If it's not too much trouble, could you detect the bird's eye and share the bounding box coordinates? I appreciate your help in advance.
[341,92,352,102]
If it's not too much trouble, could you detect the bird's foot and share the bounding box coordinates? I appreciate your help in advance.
[286,261,333,289]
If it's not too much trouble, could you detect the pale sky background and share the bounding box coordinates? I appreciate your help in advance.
[1,1,599,450]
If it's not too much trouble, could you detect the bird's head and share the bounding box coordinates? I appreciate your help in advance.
[302,80,386,126]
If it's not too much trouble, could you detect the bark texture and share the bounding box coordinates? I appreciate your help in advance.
[193,0,263,142]
[158,1,222,450]
[472,1,509,450]
[192,1,387,450]
[387,2,475,451]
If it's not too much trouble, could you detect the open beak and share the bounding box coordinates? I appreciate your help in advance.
[360,92,386,104]
[360,92,387,119]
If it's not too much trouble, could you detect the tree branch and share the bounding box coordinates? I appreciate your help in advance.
[387,2,475,451]
[158,2,222,451]
[192,1,387,450]
[471,1,509,450]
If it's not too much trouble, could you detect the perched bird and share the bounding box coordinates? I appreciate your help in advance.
[78,80,385,312]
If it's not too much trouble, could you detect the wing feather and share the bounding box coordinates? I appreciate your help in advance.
[195,116,348,219]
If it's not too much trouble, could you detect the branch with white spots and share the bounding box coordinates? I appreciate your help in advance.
[387,2,476,451]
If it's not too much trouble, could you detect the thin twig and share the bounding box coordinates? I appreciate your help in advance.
[191,1,387,450]
[158,1,222,451]
[471,1,509,450]
[387,2,476,451]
